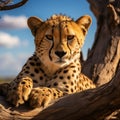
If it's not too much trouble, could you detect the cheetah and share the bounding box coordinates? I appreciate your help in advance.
[0,14,96,108]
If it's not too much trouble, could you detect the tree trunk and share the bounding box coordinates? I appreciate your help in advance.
[0,0,120,119]
[82,0,120,86]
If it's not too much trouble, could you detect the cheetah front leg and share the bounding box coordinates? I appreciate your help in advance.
[29,87,64,108]
[7,77,33,107]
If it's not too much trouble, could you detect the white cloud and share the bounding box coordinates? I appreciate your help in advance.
[0,52,31,76]
[0,32,29,48]
[0,32,20,48]
[0,15,28,29]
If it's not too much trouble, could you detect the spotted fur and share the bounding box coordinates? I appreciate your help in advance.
[0,15,95,108]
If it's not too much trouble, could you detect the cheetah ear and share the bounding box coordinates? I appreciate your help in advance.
[76,15,92,35]
[27,16,43,36]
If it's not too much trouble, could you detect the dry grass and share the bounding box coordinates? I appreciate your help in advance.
[0,77,13,84]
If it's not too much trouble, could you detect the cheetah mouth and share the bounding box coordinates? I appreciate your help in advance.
[55,59,66,64]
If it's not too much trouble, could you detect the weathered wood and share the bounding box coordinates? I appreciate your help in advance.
[0,96,43,120]
[82,0,120,86]
[0,0,28,10]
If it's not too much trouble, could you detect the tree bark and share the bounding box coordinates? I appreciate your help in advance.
[0,0,120,120]
[82,0,120,86]
[0,0,28,10]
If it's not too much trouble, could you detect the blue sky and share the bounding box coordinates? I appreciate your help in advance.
[0,0,96,77]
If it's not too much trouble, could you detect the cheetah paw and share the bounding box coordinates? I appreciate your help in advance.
[29,87,53,108]
[7,77,33,107]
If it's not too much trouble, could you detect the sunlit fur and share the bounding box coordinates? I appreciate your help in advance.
[3,15,95,108]
[30,15,89,75]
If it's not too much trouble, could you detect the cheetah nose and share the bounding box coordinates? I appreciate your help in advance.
[55,51,67,58]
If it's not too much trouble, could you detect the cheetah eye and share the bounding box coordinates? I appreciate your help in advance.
[45,35,53,41]
[67,35,75,41]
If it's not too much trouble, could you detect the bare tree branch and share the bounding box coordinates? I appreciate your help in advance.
[0,0,28,10]
[0,0,12,7]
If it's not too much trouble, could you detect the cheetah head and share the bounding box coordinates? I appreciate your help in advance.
[28,15,91,68]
